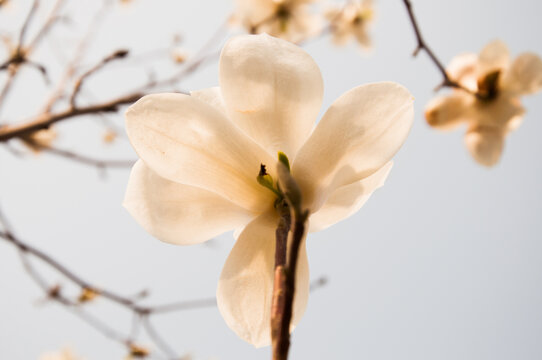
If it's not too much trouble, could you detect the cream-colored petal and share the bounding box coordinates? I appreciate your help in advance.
[354,26,371,49]
[309,161,392,232]
[217,211,310,347]
[424,91,472,130]
[502,53,542,95]
[505,114,524,133]
[190,87,227,115]
[235,0,275,26]
[124,160,253,245]
[464,125,505,167]
[447,53,478,91]
[292,82,413,212]
[219,34,323,158]
[477,39,510,76]
[468,95,525,129]
[125,93,276,213]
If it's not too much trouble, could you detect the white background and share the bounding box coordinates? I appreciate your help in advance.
[1,0,541,359]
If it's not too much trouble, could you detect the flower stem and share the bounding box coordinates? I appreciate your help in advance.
[271,201,308,360]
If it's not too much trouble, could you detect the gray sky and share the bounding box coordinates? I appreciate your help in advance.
[1,0,541,359]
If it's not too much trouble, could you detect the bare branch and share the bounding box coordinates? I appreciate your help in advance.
[17,0,39,50]
[42,0,112,113]
[39,146,135,169]
[70,49,129,108]
[401,0,473,92]
[0,92,143,142]
[142,317,180,359]
[0,211,207,359]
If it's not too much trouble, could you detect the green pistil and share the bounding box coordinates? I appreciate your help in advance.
[278,151,290,172]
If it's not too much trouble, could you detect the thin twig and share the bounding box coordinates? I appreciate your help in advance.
[0,92,143,142]
[401,0,472,92]
[39,146,135,169]
[26,0,68,52]
[70,49,129,108]
[0,221,210,359]
[17,0,39,50]
[42,0,111,113]
[142,316,180,359]
[0,0,66,114]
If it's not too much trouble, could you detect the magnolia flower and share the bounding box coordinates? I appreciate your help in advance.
[425,40,542,166]
[124,34,413,346]
[325,0,374,49]
[21,128,57,153]
[39,349,82,360]
[232,0,321,42]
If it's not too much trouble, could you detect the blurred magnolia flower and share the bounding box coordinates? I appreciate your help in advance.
[232,0,321,42]
[102,129,117,144]
[39,349,82,360]
[21,128,57,153]
[171,48,190,64]
[124,34,413,346]
[425,40,542,166]
[325,0,374,49]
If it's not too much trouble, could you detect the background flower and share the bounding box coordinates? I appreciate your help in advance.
[232,0,321,42]
[325,0,374,49]
[425,40,542,166]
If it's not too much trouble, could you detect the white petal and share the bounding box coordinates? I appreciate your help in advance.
[477,39,510,76]
[124,160,253,245]
[219,34,323,158]
[309,161,392,232]
[292,82,413,212]
[125,93,277,213]
[464,125,505,167]
[447,53,478,92]
[217,211,310,347]
[502,53,542,95]
[190,87,227,115]
[425,92,472,130]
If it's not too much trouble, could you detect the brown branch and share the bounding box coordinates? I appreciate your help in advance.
[270,163,309,360]
[17,0,39,51]
[271,200,291,359]
[0,0,66,114]
[39,146,135,169]
[0,92,143,142]
[42,0,112,114]
[141,317,179,359]
[70,49,129,108]
[272,208,308,360]
[0,225,212,359]
[401,0,473,92]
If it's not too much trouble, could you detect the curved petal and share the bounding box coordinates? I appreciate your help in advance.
[123,160,253,245]
[234,0,275,26]
[502,53,542,95]
[447,53,478,92]
[292,82,413,212]
[469,95,525,129]
[464,125,505,167]
[217,211,310,347]
[190,87,227,115]
[125,93,277,213]
[425,92,472,130]
[219,34,323,158]
[477,40,510,76]
[309,161,392,232]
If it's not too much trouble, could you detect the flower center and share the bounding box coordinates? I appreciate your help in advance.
[256,151,293,209]
[276,4,291,20]
[476,70,501,101]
